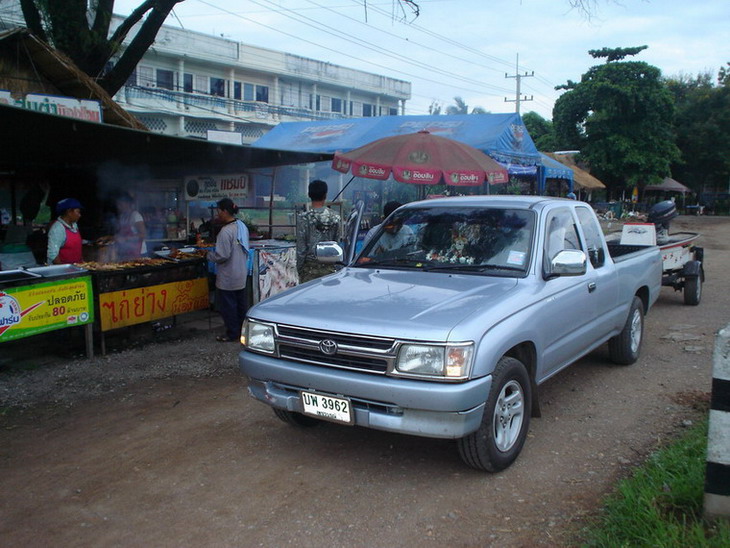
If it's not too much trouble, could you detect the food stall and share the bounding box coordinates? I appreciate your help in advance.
[77,252,209,354]
[0,264,95,357]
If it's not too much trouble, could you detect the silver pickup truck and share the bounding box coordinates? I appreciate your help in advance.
[239,196,662,471]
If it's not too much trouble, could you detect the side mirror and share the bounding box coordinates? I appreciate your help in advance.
[547,249,587,277]
[316,241,344,264]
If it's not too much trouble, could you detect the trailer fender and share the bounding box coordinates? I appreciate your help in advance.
[681,260,703,279]
[690,246,704,264]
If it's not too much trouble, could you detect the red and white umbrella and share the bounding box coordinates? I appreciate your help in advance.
[332,130,509,186]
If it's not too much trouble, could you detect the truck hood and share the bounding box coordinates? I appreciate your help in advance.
[248,268,519,341]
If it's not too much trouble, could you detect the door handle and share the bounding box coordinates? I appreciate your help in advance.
[588,282,597,293]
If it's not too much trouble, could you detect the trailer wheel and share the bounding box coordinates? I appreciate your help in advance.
[609,296,644,365]
[457,356,531,472]
[683,275,701,306]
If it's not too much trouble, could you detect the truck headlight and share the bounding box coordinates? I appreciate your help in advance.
[395,343,473,379]
[242,319,275,353]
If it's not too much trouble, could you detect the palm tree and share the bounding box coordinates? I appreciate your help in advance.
[445,96,488,115]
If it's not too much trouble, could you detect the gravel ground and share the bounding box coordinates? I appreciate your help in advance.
[0,214,727,547]
[0,314,238,411]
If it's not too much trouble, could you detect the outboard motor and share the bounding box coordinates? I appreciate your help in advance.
[647,200,678,244]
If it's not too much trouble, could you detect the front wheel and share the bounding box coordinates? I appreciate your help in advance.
[273,408,320,428]
[608,296,644,365]
[457,357,531,472]
[683,275,701,306]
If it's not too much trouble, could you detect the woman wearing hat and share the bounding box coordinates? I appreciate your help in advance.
[47,198,84,264]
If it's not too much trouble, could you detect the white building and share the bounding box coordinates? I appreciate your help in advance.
[0,2,410,143]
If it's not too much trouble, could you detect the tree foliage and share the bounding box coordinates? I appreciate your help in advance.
[19,0,185,96]
[521,111,557,151]
[665,70,730,192]
[445,96,488,115]
[552,46,679,195]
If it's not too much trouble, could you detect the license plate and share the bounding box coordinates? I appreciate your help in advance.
[301,391,353,424]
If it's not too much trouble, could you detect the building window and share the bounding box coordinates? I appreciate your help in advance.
[156,69,174,90]
[244,83,254,101]
[210,77,225,97]
[194,75,207,94]
[389,107,398,116]
[351,101,362,116]
[255,85,269,103]
[363,104,374,117]
[331,97,342,113]
[234,82,242,100]
[318,95,331,112]
[138,66,154,87]
[183,73,193,93]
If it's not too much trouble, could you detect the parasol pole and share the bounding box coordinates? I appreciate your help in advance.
[269,167,278,239]
[331,175,356,202]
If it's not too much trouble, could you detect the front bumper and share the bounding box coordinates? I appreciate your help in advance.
[240,350,491,439]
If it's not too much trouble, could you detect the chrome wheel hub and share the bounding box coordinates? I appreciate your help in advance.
[493,380,524,452]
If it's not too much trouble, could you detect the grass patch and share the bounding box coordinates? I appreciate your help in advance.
[582,415,730,547]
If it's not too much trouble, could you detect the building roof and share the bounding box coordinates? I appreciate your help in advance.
[0,103,332,178]
[644,177,692,194]
[544,153,606,190]
[0,27,146,130]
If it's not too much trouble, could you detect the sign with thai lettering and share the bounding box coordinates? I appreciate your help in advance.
[98,277,209,331]
[184,174,250,201]
[0,90,103,122]
[0,277,94,342]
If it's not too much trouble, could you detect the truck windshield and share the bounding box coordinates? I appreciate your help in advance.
[355,207,535,276]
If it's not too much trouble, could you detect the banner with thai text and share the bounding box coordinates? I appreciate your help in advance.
[0,277,94,342]
[98,277,209,331]
[184,173,249,201]
[0,90,102,123]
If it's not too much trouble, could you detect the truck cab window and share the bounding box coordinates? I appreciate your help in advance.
[544,208,581,262]
[576,206,606,268]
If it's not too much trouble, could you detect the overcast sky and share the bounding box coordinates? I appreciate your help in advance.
[112,0,730,119]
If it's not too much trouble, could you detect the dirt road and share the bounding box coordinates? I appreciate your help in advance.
[1,215,728,547]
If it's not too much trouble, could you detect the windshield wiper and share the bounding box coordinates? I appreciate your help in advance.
[421,263,525,273]
[355,257,421,268]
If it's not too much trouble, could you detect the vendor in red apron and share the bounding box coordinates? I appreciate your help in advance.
[46,198,85,264]
[114,193,147,260]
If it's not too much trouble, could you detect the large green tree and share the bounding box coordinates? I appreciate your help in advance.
[552,46,680,196]
[19,0,185,96]
[665,69,730,193]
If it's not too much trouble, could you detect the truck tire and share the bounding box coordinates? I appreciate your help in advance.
[457,356,531,472]
[608,296,644,365]
[273,408,320,427]
[683,276,701,306]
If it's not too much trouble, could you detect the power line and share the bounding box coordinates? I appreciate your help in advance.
[233,0,515,94]
[194,0,515,97]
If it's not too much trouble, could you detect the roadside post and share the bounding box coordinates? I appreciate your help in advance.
[705,324,730,519]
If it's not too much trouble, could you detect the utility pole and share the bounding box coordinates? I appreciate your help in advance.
[504,53,534,114]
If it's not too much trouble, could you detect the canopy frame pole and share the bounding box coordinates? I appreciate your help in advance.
[331,176,356,202]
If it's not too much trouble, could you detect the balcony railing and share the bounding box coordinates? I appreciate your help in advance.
[120,86,389,122]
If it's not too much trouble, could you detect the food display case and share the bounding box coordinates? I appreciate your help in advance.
[0,264,95,357]
[250,240,298,304]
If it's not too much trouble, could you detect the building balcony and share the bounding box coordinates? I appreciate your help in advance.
[119,86,374,124]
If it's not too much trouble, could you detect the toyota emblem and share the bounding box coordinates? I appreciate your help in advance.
[319,339,338,356]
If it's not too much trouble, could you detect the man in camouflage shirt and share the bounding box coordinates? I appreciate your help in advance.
[296,180,341,283]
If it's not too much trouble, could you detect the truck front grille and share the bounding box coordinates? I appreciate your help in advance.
[277,325,395,351]
[275,324,396,374]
